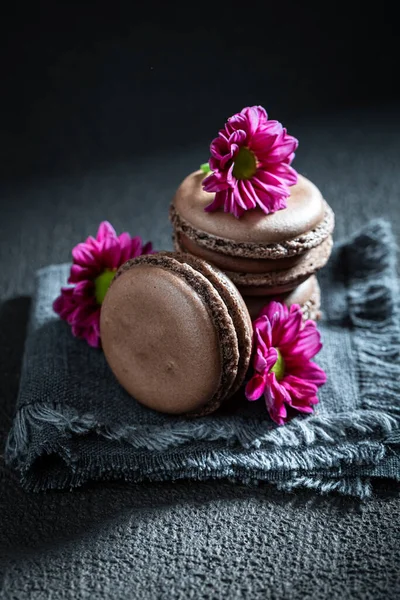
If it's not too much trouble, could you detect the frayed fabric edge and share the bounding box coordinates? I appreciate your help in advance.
[5,402,399,462]
[5,220,400,498]
[276,476,373,500]
[10,419,384,499]
[3,398,391,499]
[344,221,400,423]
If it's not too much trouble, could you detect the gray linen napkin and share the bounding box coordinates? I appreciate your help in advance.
[5,220,400,498]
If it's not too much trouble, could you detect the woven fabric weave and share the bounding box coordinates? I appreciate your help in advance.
[6,221,400,498]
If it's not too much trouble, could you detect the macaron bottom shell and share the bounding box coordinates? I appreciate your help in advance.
[175,231,333,297]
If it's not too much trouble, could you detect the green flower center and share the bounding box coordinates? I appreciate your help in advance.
[232,147,257,180]
[270,348,285,381]
[94,269,116,304]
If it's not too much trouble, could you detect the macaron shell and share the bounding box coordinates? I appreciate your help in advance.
[176,232,305,273]
[237,277,310,297]
[101,265,220,414]
[166,252,253,396]
[243,276,321,320]
[228,235,333,295]
[101,254,240,417]
[172,170,328,248]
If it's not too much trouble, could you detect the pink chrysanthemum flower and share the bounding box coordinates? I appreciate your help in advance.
[53,221,153,348]
[245,301,326,425]
[202,105,299,218]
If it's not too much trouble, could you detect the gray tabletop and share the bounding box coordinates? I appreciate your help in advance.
[1,109,400,599]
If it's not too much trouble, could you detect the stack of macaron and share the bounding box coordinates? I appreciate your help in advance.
[169,105,334,321]
[170,170,334,320]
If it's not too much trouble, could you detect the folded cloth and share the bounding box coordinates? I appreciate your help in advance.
[5,221,400,498]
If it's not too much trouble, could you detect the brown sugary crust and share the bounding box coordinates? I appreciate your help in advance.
[169,201,335,260]
[227,235,333,289]
[114,253,240,417]
[300,281,321,321]
[163,252,253,397]
[243,276,322,321]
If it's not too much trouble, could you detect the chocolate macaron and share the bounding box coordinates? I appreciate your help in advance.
[243,275,321,321]
[100,252,252,416]
[170,170,334,296]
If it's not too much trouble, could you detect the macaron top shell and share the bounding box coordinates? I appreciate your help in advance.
[100,253,251,416]
[172,170,327,246]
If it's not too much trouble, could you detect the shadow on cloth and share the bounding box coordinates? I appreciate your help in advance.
[0,296,32,437]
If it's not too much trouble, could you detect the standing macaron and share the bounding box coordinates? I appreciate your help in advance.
[169,105,334,317]
[100,252,253,416]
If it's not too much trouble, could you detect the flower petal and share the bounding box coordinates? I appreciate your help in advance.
[275,305,303,346]
[289,361,327,386]
[204,190,227,213]
[281,375,318,400]
[97,221,117,242]
[240,105,266,136]
[233,183,248,210]
[118,232,133,263]
[253,315,272,347]
[53,292,74,317]
[142,241,153,255]
[101,237,122,269]
[72,243,98,268]
[285,321,322,360]
[84,326,101,348]
[68,265,94,283]
[264,376,288,426]
[203,173,230,193]
[249,121,282,154]
[229,129,247,146]
[291,404,314,414]
[267,130,299,163]
[245,374,266,401]
[269,163,298,186]
[259,301,288,324]
[73,280,94,296]
[254,346,278,374]
[130,236,143,259]
[238,180,257,209]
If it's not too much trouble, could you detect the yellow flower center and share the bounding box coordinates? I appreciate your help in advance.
[94,269,116,304]
[270,348,285,381]
[232,147,257,180]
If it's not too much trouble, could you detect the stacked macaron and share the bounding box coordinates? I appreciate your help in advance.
[170,171,334,320]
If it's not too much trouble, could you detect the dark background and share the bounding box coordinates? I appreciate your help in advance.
[0,3,398,181]
[1,3,400,599]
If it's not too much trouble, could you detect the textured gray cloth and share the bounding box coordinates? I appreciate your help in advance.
[5,220,400,498]
[1,113,400,600]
